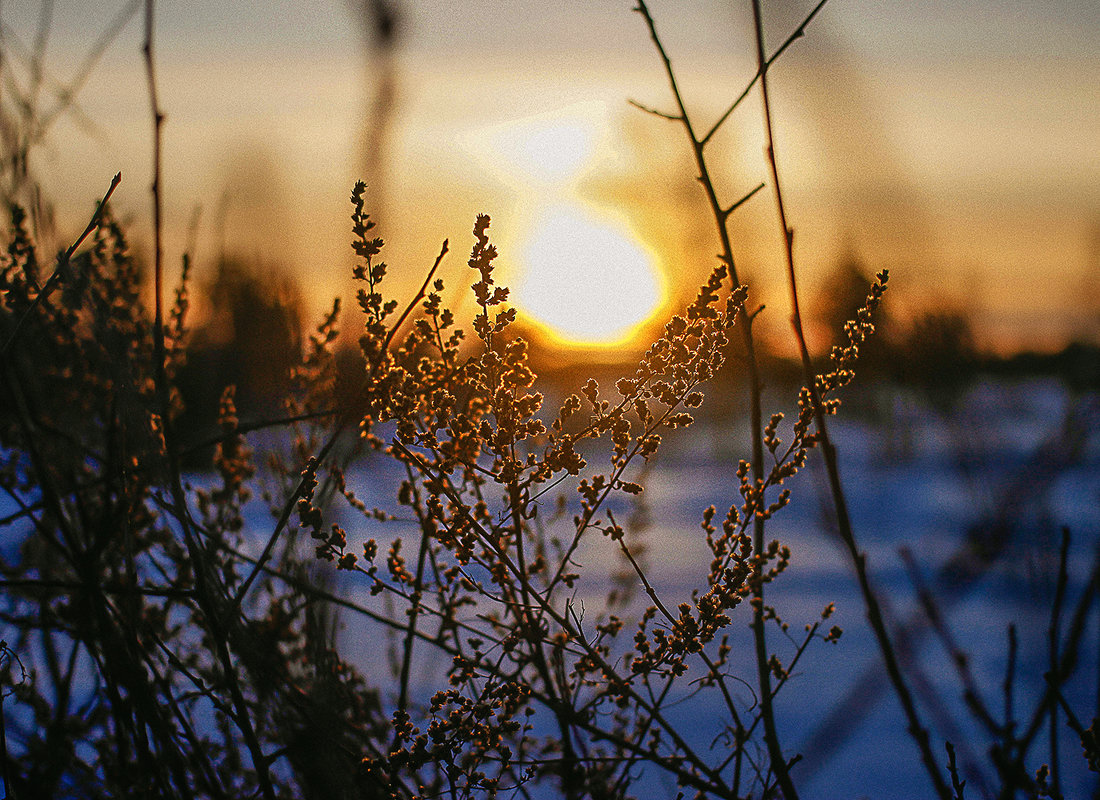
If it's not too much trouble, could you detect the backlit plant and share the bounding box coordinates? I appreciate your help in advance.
[0,1,1094,799]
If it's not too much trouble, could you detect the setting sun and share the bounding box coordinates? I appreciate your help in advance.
[515,204,665,347]
[462,104,668,348]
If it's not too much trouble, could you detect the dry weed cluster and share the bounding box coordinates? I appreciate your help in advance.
[0,2,1096,799]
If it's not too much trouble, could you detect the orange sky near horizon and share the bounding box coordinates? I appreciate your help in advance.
[4,0,1098,356]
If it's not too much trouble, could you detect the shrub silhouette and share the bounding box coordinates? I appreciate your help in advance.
[0,2,1096,799]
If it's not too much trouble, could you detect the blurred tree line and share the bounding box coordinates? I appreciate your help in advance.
[812,257,1099,405]
[174,259,303,457]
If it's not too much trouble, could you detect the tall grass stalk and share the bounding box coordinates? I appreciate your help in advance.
[144,4,279,796]
[631,1,799,793]
[747,1,950,796]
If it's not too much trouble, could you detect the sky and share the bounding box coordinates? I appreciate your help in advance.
[4,0,1098,353]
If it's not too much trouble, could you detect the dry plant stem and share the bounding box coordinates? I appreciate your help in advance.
[1019,546,1099,753]
[396,460,432,714]
[0,578,195,599]
[1,355,75,553]
[945,742,967,800]
[899,549,1001,737]
[33,0,141,139]
[27,1,51,173]
[0,186,119,660]
[183,409,338,456]
[1048,526,1070,797]
[143,4,275,798]
[385,238,448,348]
[144,0,163,386]
[540,395,683,598]
[1046,676,1094,746]
[633,2,796,796]
[227,428,343,617]
[199,515,483,662]
[1004,623,1017,738]
[0,648,15,800]
[0,0,5,154]
[392,441,738,798]
[616,537,746,735]
[700,0,828,148]
[507,480,583,799]
[982,552,1098,796]
[748,2,950,797]
[402,439,582,790]
[236,238,448,616]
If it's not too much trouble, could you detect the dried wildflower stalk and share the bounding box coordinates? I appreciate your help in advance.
[747,0,948,796]
[0,173,400,798]
[294,160,876,797]
[287,1,897,796]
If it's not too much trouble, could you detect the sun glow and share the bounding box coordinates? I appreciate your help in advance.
[462,102,607,188]
[515,205,665,346]
[463,103,668,348]
[492,119,596,186]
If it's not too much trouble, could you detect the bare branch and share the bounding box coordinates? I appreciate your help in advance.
[627,98,681,121]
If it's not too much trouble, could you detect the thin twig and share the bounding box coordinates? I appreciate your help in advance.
[633,2,797,795]
[626,98,681,121]
[701,0,828,147]
[0,641,26,800]
[0,578,195,599]
[226,426,343,618]
[724,182,765,219]
[33,0,141,144]
[229,237,449,617]
[899,547,1000,737]
[1049,527,1071,797]
[143,4,275,797]
[945,742,966,799]
[396,460,433,714]
[381,237,448,354]
[749,0,949,796]
[391,439,737,798]
[1019,544,1100,754]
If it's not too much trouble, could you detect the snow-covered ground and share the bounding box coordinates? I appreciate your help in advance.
[6,376,1095,797]
[331,377,1100,798]
[627,378,1100,798]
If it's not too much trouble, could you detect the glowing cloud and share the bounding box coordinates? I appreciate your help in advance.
[494,120,595,185]
[459,101,610,187]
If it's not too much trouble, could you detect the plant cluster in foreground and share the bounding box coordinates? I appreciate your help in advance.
[0,1,1096,798]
